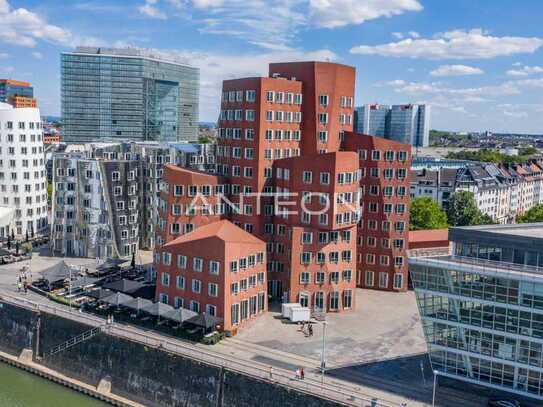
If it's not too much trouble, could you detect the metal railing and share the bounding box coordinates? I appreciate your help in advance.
[410,254,543,277]
[0,293,396,407]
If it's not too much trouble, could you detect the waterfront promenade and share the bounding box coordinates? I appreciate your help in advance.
[0,253,487,407]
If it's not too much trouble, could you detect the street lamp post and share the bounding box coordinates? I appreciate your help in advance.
[432,370,438,407]
[320,320,327,384]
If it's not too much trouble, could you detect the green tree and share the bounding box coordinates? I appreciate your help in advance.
[517,204,543,223]
[410,197,448,230]
[446,191,496,226]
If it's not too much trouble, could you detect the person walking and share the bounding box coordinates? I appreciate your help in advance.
[269,366,273,380]
[300,367,305,380]
[17,280,21,292]
[295,368,300,379]
[308,324,313,337]
[23,281,27,294]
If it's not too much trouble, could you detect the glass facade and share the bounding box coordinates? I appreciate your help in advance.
[0,81,34,103]
[61,48,199,143]
[410,228,543,401]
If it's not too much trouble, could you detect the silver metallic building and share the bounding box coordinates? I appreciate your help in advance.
[410,224,543,401]
[61,47,199,143]
[51,142,216,259]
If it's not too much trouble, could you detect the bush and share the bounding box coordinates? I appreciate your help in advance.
[21,242,33,254]
[201,332,225,345]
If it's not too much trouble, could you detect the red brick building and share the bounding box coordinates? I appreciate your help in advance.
[154,61,411,322]
[342,133,411,291]
[155,220,267,333]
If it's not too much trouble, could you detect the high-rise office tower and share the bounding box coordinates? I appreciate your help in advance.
[61,47,199,143]
[0,80,37,108]
[354,104,430,147]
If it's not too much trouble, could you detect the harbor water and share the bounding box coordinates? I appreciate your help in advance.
[0,362,109,407]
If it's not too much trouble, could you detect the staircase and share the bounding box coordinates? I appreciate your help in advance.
[46,325,106,358]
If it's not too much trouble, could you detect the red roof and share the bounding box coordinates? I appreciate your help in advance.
[164,220,265,247]
[409,229,449,243]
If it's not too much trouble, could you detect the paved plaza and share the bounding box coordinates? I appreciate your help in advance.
[236,288,427,367]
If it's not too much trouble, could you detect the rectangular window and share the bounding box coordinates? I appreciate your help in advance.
[365,271,374,287]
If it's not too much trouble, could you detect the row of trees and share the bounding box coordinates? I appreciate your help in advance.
[517,204,543,223]
[445,147,538,164]
[410,191,495,230]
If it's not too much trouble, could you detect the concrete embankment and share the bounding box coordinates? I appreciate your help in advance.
[0,298,351,407]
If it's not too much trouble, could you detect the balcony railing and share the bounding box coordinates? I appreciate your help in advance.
[410,254,543,277]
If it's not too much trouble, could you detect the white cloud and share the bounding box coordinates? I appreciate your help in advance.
[385,79,520,99]
[408,31,420,38]
[392,32,403,39]
[430,64,484,77]
[350,28,543,59]
[514,78,543,88]
[138,0,167,19]
[503,110,528,118]
[308,0,423,29]
[31,51,43,60]
[192,0,224,8]
[137,0,422,50]
[0,52,8,59]
[506,65,543,76]
[0,0,72,47]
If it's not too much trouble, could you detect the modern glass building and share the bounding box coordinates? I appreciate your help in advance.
[0,80,34,102]
[61,47,199,143]
[354,104,430,147]
[410,224,543,401]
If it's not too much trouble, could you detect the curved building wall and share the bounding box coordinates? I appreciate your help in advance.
[0,104,48,237]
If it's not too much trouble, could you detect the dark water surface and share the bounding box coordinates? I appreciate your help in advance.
[0,362,109,407]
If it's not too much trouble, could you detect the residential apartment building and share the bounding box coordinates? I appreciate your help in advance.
[61,47,199,143]
[50,141,216,258]
[354,104,430,147]
[0,80,37,108]
[155,220,267,333]
[411,161,543,224]
[410,224,543,402]
[0,103,48,237]
[154,61,412,323]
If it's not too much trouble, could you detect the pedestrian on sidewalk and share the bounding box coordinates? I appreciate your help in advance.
[269,366,273,380]
[300,367,305,380]
[308,324,313,337]
[23,281,27,294]
[17,280,21,292]
[295,368,300,379]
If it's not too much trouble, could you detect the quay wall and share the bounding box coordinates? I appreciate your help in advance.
[0,300,342,407]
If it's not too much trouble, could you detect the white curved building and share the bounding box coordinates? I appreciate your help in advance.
[0,103,48,237]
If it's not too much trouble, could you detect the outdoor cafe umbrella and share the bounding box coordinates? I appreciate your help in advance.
[101,292,133,307]
[141,302,174,317]
[184,313,223,333]
[87,288,114,300]
[123,297,153,313]
[163,308,198,324]
[102,279,145,295]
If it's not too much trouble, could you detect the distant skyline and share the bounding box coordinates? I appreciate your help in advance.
[1,0,542,133]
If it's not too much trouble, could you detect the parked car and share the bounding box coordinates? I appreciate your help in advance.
[487,397,521,407]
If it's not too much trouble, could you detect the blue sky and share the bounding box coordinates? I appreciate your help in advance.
[1,0,542,133]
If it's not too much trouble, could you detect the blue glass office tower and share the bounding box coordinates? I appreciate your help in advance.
[61,47,199,143]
